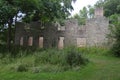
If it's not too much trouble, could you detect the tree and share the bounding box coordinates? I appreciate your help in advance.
[16,0,76,22]
[87,5,94,18]
[0,0,17,50]
[95,0,106,8]
[94,0,120,17]
[104,0,120,17]
[72,7,88,25]
[72,6,95,25]
[79,7,88,19]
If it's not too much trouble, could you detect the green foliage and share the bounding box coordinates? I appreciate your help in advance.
[94,0,120,17]
[72,7,88,25]
[65,49,86,67]
[87,5,95,18]
[73,14,86,25]
[34,51,51,64]
[103,0,120,17]
[111,42,120,57]
[80,7,88,18]
[110,21,120,57]
[72,6,95,25]
[16,63,28,72]
[0,45,37,56]
[0,53,14,64]
[95,0,105,8]
[20,0,76,23]
[107,13,120,57]
[109,14,120,24]
[78,46,110,56]
[27,47,87,72]
[0,0,17,25]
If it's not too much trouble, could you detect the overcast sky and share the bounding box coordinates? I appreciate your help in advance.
[71,0,98,15]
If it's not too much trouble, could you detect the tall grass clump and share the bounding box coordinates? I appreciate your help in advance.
[0,53,14,64]
[0,44,40,57]
[77,46,110,56]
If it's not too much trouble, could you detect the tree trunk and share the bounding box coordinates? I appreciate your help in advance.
[7,18,13,51]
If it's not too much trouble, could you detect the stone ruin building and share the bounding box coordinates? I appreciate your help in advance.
[15,8,109,49]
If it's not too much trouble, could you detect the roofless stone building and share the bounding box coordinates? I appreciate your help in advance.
[15,8,109,48]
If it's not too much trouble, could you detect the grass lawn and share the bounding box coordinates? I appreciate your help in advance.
[0,51,120,80]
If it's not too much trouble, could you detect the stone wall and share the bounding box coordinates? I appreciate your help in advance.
[86,17,109,46]
[15,8,109,48]
[15,22,59,48]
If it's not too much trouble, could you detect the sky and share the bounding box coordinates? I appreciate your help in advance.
[71,0,99,15]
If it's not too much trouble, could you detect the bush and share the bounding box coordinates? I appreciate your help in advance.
[16,63,28,72]
[65,47,88,67]
[109,19,120,57]
[66,50,85,67]
[111,42,120,57]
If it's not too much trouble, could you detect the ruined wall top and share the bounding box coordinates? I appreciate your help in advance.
[94,7,104,18]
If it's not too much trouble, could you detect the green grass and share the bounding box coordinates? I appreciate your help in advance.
[0,47,120,80]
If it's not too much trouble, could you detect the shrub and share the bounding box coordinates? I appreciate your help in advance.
[16,63,28,72]
[66,51,85,67]
[65,47,87,67]
[109,18,120,57]
[111,42,120,57]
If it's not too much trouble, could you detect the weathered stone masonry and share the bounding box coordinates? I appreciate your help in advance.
[15,8,109,48]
